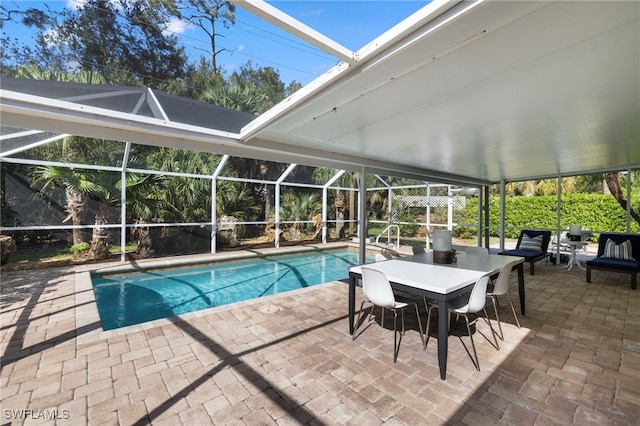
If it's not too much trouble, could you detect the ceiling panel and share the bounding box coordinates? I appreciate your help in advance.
[246,0,640,183]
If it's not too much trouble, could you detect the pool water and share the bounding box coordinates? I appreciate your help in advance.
[92,249,372,330]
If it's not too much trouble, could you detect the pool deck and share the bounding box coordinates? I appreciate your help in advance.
[1,244,639,425]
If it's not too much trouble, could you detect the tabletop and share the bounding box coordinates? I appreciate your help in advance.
[349,251,524,295]
[349,260,486,294]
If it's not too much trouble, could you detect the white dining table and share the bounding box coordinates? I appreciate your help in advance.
[348,251,525,380]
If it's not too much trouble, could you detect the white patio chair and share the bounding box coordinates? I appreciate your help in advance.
[486,258,521,340]
[551,231,571,252]
[425,274,498,371]
[353,267,426,362]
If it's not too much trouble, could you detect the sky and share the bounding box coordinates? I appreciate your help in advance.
[2,0,430,85]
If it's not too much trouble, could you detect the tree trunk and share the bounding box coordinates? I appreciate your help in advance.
[87,204,112,260]
[65,187,88,245]
[605,172,640,225]
[335,191,346,239]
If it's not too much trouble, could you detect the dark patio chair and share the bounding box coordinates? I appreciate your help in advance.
[498,230,552,275]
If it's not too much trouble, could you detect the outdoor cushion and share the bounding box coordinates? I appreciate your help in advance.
[603,238,634,260]
[519,234,543,251]
[500,249,545,258]
[587,232,640,289]
[498,229,552,275]
[587,257,640,272]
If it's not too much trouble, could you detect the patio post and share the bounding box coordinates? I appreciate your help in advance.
[358,166,368,264]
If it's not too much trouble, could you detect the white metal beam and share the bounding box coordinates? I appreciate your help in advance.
[230,0,356,64]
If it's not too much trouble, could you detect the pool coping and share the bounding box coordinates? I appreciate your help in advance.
[74,242,369,343]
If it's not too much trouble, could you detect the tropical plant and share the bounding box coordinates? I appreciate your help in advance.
[279,191,321,233]
[201,81,267,114]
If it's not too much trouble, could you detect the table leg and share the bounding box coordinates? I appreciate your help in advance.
[349,276,356,335]
[575,256,585,271]
[517,263,525,316]
[567,246,577,271]
[437,299,448,380]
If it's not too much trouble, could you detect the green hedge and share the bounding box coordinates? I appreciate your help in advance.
[454,193,640,239]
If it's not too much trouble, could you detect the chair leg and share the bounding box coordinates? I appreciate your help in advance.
[482,308,500,351]
[352,301,374,340]
[506,292,521,328]
[490,295,504,341]
[463,315,480,371]
[414,303,426,348]
[352,300,366,340]
[424,303,437,349]
[393,309,401,363]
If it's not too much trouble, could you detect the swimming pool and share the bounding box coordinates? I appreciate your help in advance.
[92,249,373,330]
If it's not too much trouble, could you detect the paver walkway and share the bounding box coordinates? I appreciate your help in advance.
[1,249,639,425]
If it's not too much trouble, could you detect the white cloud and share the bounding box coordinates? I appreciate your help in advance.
[43,28,64,48]
[163,17,189,36]
[66,0,122,11]
[66,0,84,10]
[300,8,322,17]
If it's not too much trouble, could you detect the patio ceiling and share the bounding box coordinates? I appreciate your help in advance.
[239,0,640,184]
[1,0,639,186]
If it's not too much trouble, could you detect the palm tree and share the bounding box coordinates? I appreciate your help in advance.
[504,177,578,196]
[33,146,121,258]
[279,191,321,236]
[19,66,114,255]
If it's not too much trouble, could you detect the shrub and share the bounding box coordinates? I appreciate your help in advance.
[454,193,640,239]
[70,242,90,254]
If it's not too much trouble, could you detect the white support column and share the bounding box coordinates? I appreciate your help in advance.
[211,155,229,254]
[556,175,562,263]
[275,183,280,248]
[324,170,345,244]
[500,180,506,251]
[322,187,328,243]
[120,142,131,262]
[275,163,297,249]
[358,166,368,264]
[626,168,632,232]
[484,185,490,249]
[477,185,483,247]
[447,185,453,230]
[387,186,393,245]
[426,184,432,249]
[211,180,217,254]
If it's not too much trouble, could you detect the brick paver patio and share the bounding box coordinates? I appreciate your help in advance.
[1,247,639,425]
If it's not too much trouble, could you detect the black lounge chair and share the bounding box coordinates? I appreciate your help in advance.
[587,232,640,290]
[498,230,552,275]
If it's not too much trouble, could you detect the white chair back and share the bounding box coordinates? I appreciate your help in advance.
[464,275,491,313]
[361,267,396,309]
[491,258,520,296]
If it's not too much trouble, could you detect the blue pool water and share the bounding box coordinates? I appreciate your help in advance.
[92,249,372,330]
